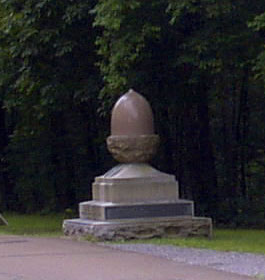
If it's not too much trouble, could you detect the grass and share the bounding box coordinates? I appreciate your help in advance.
[0,212,64,237]
[119,229,265,255]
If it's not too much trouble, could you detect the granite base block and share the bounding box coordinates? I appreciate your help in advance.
[63,217,212,241]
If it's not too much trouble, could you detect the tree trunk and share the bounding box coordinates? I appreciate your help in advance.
[196,83,218,217]
[0,104,9,210]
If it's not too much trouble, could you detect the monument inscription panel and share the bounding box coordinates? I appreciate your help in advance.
[105,202,193,219]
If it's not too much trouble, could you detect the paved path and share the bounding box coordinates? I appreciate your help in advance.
[0,236,254,280]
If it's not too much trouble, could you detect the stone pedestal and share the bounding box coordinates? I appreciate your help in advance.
[63,90,212,241]
[63,164,212,240]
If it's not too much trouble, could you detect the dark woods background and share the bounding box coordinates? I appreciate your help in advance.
[0,1,264,227]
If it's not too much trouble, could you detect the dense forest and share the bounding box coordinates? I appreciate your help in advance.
[0,0,264,227]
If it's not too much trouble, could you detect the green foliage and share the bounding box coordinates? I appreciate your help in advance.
[0,0,99,117]
[0,0,104,213]
[93,0,163,102]
[248,12,265,81]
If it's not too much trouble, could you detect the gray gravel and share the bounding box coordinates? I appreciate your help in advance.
[104,244,265,278]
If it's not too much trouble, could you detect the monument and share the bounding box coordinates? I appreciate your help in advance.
[63,89,212,240]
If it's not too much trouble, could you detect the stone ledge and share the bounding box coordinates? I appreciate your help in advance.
[63,216,212,241]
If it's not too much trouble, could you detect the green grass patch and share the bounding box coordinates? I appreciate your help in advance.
[121,229,265,255]
[0,213,64,237]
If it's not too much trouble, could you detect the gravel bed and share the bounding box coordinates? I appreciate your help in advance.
[103,243,265,277]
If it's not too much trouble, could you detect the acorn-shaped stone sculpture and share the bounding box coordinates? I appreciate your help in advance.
[107,89,160,163]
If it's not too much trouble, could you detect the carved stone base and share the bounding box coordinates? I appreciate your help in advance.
[63,217,212,241]
[107,135,160,163]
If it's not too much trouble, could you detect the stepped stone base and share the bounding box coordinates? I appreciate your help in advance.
[63,163,212,241]
[63,216,212,241]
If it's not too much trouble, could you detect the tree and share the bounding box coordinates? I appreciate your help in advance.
[94,0,265,225]
[0,0,104,212]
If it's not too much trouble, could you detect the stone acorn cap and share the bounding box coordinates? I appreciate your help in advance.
[111,89,154,136]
